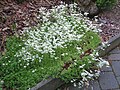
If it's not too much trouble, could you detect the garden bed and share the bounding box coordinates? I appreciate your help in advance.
[0,3,109,90]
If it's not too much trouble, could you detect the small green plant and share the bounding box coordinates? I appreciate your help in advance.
[0,3,108,89]
[96,0,117,10]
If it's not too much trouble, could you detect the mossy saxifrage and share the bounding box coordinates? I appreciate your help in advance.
[0,3,109,90]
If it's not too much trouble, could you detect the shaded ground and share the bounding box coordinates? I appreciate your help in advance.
[98,0,120,42]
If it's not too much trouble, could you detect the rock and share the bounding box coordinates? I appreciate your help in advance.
[76,0,99,16]
[76,0,91,6]
[86,2,99,16]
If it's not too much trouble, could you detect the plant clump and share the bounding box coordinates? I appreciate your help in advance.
[0,3,109,90]
[96,0,117,10]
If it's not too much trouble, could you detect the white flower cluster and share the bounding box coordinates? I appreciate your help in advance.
[15,3,99,63]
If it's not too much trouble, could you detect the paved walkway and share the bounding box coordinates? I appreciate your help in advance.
[61,45,120,90]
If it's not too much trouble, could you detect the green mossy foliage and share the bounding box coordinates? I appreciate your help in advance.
[96,0,117,10]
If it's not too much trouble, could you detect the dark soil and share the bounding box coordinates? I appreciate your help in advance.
[0,0,61,53]
[98,0,120,42]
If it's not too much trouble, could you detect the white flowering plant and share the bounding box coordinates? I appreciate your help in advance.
[0,3,108,90]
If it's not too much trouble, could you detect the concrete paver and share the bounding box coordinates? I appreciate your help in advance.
[116,76,120,85]
[110,47,120,54]
[108,54,120,60]
[111,61,120,76]
[88,80,101,90]
[99,72,119,90]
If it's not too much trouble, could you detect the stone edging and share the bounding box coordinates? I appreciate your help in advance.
[99,33,120,57]
[30,78,64,90]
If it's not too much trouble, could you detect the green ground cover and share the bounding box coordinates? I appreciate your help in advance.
[0,3,108,90]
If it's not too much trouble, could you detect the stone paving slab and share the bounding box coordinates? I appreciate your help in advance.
[107,89,120,90]
[110,47,120,54]
[99,72,119,90]
[111,61,120,77]
[88,80,101,90]
[116,76,120,85]
[108,54,120,60]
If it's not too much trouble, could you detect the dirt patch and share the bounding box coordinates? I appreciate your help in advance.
[0,0,61,52]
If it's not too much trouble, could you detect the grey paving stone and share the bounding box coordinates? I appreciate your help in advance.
[102,89,120,90]
[103,89,120,90]
[108,54,120,60]
[99,72,119,90]
[88,80,101,90]
[111,61,120,76]
[110,47,120,54]
[116,76,120,85]
[110,89,120,90]
[101,65,112,72]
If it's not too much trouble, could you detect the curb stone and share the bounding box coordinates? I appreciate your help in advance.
[30,78,64,90]
[99,33,120,57]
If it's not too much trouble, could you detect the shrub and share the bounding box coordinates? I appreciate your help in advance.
[0,3,108,89]
[96,0,117,10]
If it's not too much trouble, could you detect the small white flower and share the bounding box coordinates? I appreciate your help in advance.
[55,57,58,60]
[71,80,74,83]
[1,80,4,84]
[73,83,77,87]
[76,47,82,50]
[32,70,35,73]
[27,63,29,66]
[2,63,5,66]
[79,64,85,68]
[107,44,110,46]
[24,66,26,68]
[74,62,77,65]
[61,53,65,56]
[95,52,99,56]
[41,67,44,69]
[84,12,89,16]
[81,72,87,76]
